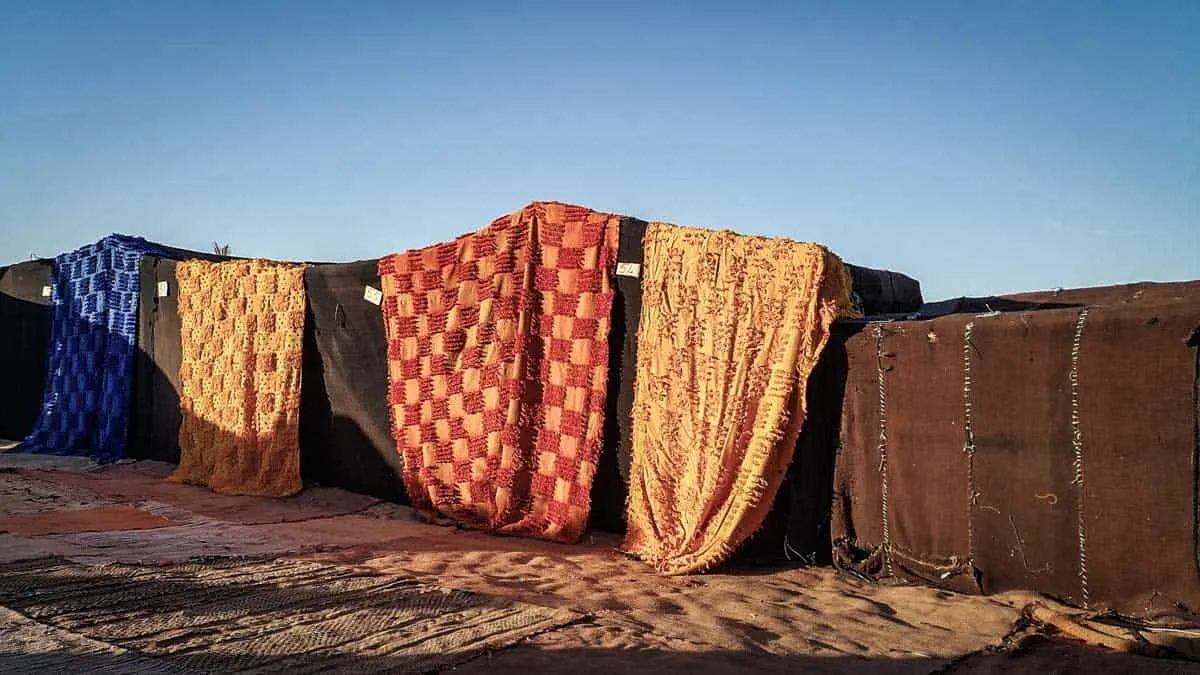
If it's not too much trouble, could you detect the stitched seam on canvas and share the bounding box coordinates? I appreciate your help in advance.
[1070,308,1089,605]
[874,323,892,576]
[963,320,978,568]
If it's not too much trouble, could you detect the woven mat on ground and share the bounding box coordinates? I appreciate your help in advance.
[169,259,308,497]
[0,557,577,674]
[0,505,176,536]
[379,201,620,543]
[624,223,857,574]
[17,235,167,463]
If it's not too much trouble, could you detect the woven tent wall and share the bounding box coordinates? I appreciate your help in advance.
[301,260,407,503]
[0,260,53,441]
[831,280,1200,620]
[735,285,1151,567]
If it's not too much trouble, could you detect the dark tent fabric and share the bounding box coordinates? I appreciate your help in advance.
[0,260,53,441]
[129,257,186,462]
[846,265,923,316]
[300,260,407,503]
[829,281,1200,619]
[589,217,647,533]
[18,235,168,463]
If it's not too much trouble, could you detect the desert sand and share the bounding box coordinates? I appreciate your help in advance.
[0,455,1196,673]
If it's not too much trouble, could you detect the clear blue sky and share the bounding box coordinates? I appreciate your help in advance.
[2,1,1196,300]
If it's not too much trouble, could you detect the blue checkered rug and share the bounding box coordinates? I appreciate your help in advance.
[17,234,167,463]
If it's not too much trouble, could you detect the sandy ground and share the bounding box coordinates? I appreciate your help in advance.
[0,456,1197,673]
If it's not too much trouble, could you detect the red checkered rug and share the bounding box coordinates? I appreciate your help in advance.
[378,202,620,543]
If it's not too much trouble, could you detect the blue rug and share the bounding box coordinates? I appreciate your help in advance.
[17,234,167,463]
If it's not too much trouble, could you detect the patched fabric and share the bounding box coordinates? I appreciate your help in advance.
[379,201,620,543]
[18,235,166,462]
[169,259,308,497]
[624,223,857,574]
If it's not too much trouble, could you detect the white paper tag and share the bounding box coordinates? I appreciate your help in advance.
[616,262,641,278]
[363,285,383,306]
[41,285,52,297]
[156,281,169,298]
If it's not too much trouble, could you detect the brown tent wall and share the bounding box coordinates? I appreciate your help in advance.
[300,260,407,503]
[830,281,1200,619]
[745,283,1184,568]
[0,260,53,441]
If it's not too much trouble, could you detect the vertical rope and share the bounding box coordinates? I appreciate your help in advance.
[1070,308,1090,605]
[873,323,892,576]
[963,320,978,567]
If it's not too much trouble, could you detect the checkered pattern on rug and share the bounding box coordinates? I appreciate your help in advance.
[379,201,620,543]
[168,259,308,497]
[18,235,166,463]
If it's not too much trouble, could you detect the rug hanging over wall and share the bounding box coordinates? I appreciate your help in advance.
[624,223,858,574]
[17,235,167,463]
[169,259,308,497]
[379,201,620,543]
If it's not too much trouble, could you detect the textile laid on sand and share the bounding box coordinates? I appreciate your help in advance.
[18,235,166,462]
[379,201,620,543]
[169,259,308,497]
[624,223,857,574]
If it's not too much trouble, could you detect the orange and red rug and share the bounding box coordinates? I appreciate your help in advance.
[379,202,620,543]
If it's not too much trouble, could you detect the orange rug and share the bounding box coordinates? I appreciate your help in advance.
[0,504,176,536]
[169,259,308,498]
[379,201,620,543]
[624,223,858,574]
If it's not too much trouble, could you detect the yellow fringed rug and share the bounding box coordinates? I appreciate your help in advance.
[624,223,858,574]
[169,259,308,497]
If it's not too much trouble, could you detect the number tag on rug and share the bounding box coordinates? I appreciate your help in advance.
[363,285,383,306]
[616,262,641,278]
